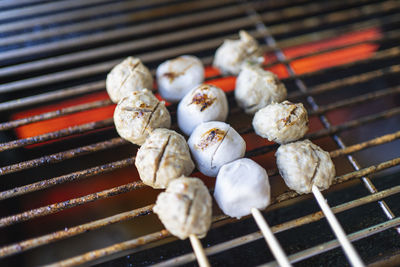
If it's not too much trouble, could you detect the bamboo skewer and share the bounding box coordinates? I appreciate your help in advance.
[251,208,292,267]
[189,234,211,267]
[311,185,365,267]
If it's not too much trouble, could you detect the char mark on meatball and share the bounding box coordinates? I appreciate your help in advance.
[163,62,195,82]
[143,102,160,133]
[184,188,198,224]
[153,135,171,184]
[121,106,153,118]
[197,128,226,150]
[280,104,298,127]
[189,92,216,112]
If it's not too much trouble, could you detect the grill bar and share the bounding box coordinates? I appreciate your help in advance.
[309,86,400,116]
[0,0,49,10]
[1,60,398,152]
[1,0,386,65]
[0,118,113,152]
[1,132,398,256]
[0,0,112,22]
[289,64,400,99]
[1,6,399,94]
[0,180,145,228]
[265,28,400,68]
[41,157,400,267]
[305,106,400,140]
[46,230,172,267]
[0,204,154,258]
[0,81,105,112]
[0,0,304,48]
[2,104,399,177]
[0,40,395,114]
[0,67,396,158]
[0,99,113,131]
[156,184,400,267]
[1,38,398,114]
[263,217,400,267]
[2,128,398,202]
[2,157,399,261]
[0,0,216,34]
[0,157,134,201]
[0,137,127,176]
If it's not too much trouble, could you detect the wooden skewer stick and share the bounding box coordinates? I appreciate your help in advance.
[189,234,211,267]
[251,208,292,267]
[312,185,365,267]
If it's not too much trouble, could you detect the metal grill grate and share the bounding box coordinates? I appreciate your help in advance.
[0,0,399,266]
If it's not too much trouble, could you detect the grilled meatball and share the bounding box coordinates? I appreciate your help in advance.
[153,176,212,240]
[253,101,308,144]
[214,158,270,219]
[213,30,263,75]
[135,129,195,189]
[235,65,287,114]
[276,139,336,194]
[188,121,246,177]
[177,84,228,136]
[106,57,153,103]
[113,89,171,145]
[156,55,204,103]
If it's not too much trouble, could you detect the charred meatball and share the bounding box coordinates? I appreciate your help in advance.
[188,121,246,177]
[275,140,336,194]
[156,55,204,103]
[178,84,228,136]
[253,101,308,144]
[135,129,195,189]
[153,176,212,240]
[213,30,263,75]
[235,65,287,114]
[214,158,270,219]
[106,57,153,103]
[113,89,171,145]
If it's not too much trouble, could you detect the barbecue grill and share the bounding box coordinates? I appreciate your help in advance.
[0,0,399,266]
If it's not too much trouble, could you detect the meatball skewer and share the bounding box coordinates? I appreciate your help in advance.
[214,158,292,267]
[153,176,212,267]
[276,140,364,267]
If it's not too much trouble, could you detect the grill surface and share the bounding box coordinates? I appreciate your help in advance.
[0,0,400,266]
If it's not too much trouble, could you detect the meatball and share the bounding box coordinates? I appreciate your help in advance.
[156,55,205,103]
[235,65,287,114]
[177,84,228,136]
[153,176,212,240]
[113,89,171,145]
[213,30,263,75]
[253,101,308,144]
[106,57,153,103]
[275,139,336,194]
[188,121,246,177]
[214,158,270,219]
[135,129,195,189]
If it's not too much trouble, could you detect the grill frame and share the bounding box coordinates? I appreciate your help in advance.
[0,0,399,266]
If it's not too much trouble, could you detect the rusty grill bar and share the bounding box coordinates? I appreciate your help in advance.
[0,0,399,266]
